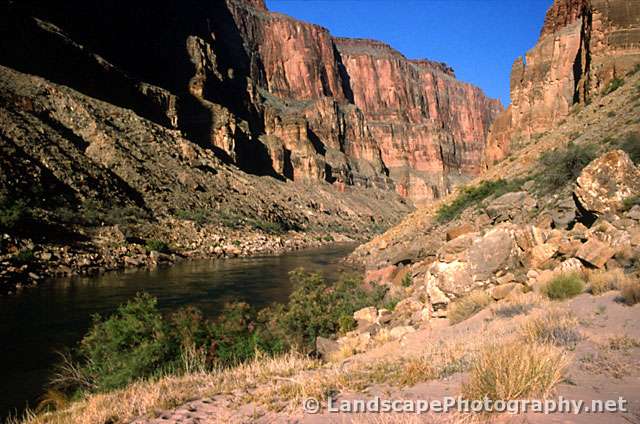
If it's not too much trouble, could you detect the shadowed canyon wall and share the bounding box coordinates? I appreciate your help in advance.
[485,0,640,165]
[0,0,502,203]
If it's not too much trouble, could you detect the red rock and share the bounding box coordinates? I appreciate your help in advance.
[364,265,398,285]
[576,238,615,268]
[485,0,640,164]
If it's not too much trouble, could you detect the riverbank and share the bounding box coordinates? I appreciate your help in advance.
[0,243,359,420]
[0,218,369,295]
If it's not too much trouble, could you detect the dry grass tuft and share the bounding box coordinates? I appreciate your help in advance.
[462,340,569,401]
[520,309,582,348]
[14,352,320,424]
[586,268,629,295]
[492,293,544,318]
[448,291,492,325]
[620,279,640,305]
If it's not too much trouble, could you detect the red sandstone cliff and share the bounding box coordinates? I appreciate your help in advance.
[1,0,503,203]
[335,38,503,201]
[223,2,502,201]
[485,0,640,165]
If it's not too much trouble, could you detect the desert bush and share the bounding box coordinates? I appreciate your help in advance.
[144,239,170,253]
[268,270,387,351]
[0,192,29,232]
[12,249,35,265]
[586,268,629,295]
[175,209,210,226]
[618,133,640,164]
[493,294,539,318]
[78,293,174,392]
[603,77,624,95]
[448,291,492,325]
[249,218,286,234]
[462,340,569,401]
[401,273,413,288]
[436,179,522,223]
[521,309,582,348]
[543,272,585,300]
[619,280,640,306]
[534,141,597,192]
[622,195,640,212]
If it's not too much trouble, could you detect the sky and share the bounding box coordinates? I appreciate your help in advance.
[265,0,552,107]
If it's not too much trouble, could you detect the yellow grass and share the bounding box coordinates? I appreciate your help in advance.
[586,268,630,295]
[520,309,582,347]
[462,340,569,401]
[448,291,492,324]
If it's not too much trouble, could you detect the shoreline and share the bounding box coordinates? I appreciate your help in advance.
[0,219,371,295]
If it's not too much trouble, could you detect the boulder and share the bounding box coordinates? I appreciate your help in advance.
[486,191,537,223]
[353,307,377,325]
[315,336,339,359]
[426,283,450,308]
[446,223,475,241]
[389,325,416,339]
[575,150,640,215]
[364,265,397,285]
[576,239,615,269]
[527,243,558,268]
[377,308,393,324]
[550,198,577,229]
[393,297,424,319]
[437,233,476,262]
[467,226,521,281]
[489,283,523,300]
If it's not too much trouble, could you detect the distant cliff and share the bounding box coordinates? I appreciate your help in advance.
[485,0,640,165]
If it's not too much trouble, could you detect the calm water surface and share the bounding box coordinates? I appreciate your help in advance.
[0,243,357,418]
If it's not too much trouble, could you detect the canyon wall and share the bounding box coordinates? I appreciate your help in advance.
[335,38,503,200]
[0,0,502,202]
[485,0,640,165]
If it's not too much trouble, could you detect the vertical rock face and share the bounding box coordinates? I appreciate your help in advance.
[335,38,503,201]
[485,0,640,165]
[1,0,502,203]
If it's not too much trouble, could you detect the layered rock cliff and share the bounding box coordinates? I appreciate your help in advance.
[335,38,503,201]
[485,0,640,165]
[0,0,501,203]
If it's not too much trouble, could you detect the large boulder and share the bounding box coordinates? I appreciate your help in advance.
[467,225,522,281]
[486,191,537,223]
[576,239,615,269]
[575,150,640,216]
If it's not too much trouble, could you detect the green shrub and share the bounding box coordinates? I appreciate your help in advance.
[13,249,35,265]
[534,141,597,192]
[268,270,387,351]
[544,273,585,300]
[622,196,640,212]
[145,239,170,253]
[175,209,210,226]
[0,193,29,232]
[603,77,624,95]
[401,273,413,288]
[618,133,640,164]
[436,179,522,223]
[249,218,285,234]
[78,293,174,391]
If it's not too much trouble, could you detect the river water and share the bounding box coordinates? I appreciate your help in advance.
[0,243,357,419]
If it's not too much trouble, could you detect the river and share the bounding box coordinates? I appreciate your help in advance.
[0,243,357,419]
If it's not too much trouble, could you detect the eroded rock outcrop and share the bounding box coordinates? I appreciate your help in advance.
[485,0,640,165]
